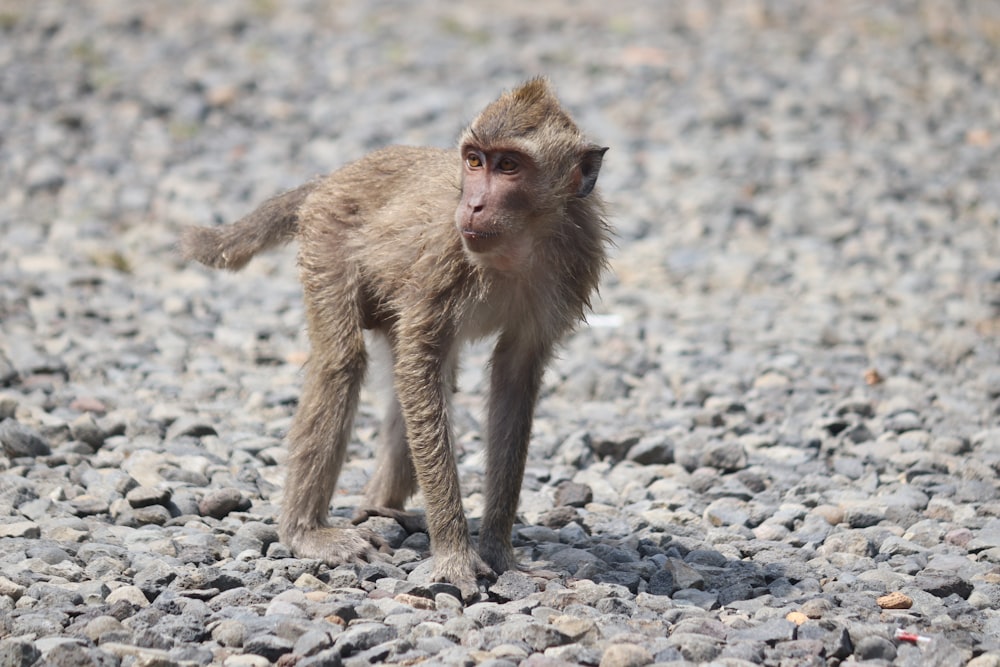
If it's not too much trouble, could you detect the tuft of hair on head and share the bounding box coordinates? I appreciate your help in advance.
[466,77,581,149]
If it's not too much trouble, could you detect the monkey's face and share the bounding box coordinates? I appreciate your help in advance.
[455,145,537,267]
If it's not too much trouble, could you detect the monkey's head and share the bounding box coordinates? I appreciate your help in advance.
[455,78,608,271]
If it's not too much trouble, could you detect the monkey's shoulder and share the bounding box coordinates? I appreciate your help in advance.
[304,146,459,222]
[337,145,457,185]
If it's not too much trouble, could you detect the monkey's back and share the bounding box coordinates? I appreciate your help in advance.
[295,146,476,332]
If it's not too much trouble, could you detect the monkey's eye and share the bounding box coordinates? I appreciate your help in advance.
[466,153,483,169]
[496,157,519,173]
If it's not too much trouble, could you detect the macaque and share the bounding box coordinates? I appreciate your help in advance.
[181,78,610,599]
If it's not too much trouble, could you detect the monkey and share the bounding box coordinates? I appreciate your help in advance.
[180,78,610,600]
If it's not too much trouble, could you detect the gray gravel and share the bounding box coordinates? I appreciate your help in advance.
[2,1,1000,666]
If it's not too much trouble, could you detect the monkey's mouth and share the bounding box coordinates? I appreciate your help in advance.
[461,228,502,253]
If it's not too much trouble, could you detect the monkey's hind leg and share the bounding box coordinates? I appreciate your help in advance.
[279,356,387,563]
[278,274,385,564]
[353,391,427,534]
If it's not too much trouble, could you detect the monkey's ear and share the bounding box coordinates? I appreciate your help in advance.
[574,145,609,198]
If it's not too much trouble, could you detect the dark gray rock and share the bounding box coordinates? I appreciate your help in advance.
[625,434,674,465]
[333,623,396,656]
[728,618,795,643]
[244,633,294,662]
[228,521,279,557]
[647,569,675,596]
[198,487,249,519]
[796,620,853,660]
[125,486,171,508]
[133,561,176,599]
[0,420,50,457]
[298,648,344,667]
[38,640,118,667]
[915,569,974,599]
[165,417,218,440]
[294,629,338,658]
[854,634,897,661]
[489,569,538,601]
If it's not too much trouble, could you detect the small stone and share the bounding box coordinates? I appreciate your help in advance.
[701,442,748,472]
[537,506,580,528]
[126,485,171,508]
[489,569,538,601]
[625,434,674,465]
[293,629,337,658]
[663,559,704,590]
[0,575,26,600]
[395,593,435,610]
[799,598,832,619]
[0,638,40,666]
[854,635,896,661]
[0,521,40,539]
[212,619,246,648]
[877,591,913,609]
[332,622,396,655]
[69,413,106,448]
[70,397,108,414]
[71,495,110,516]
[599,643,653,667]
[703,497,750,527]
[82,615,128,643]
[728,618,795,643]
[0,420,51,457]
[166,416,218,440]
[554,481,593,507]
[811,504,844,525]
[754,371,790,389]
[106,585,149,608]
[550,615,597,643]
[199,488,250,519]
[786,611,809,625]
[244,634,293,662]
[647,569,676,596]
[914,569,973,599]
[133,560,177,598]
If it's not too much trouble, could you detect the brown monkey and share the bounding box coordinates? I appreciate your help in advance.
[181,78,610,599]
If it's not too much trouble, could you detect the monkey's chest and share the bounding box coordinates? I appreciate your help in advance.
[459,284,548,344]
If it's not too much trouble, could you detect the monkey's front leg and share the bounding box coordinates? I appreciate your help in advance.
[479,333,550,574]
[393,337,492,601]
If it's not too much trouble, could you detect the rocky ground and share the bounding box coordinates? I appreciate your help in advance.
[2,1,1000,665]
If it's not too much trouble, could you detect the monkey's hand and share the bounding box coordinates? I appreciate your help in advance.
[432,548,495,602]
[352,507,428,535]
[282,526,389,565]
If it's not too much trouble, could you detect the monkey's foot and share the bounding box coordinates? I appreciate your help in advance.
[432,548,495,602]
[480,543,563,583]
[479,538,520,575]
[352,506,427,535]
[282,526,389,566]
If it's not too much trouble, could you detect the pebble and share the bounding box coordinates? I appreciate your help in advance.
[1,2,999,665]
[599,643,653,667]
[0,420,51,457]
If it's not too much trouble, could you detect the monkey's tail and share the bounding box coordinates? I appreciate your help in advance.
[179,181,317,271]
